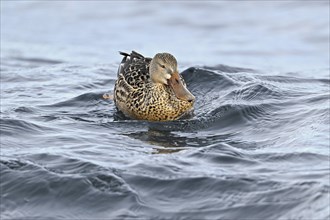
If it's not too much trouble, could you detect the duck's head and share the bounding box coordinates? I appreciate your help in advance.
[149,53,195,103]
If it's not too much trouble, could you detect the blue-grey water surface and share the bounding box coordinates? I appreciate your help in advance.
[1,1,329,219]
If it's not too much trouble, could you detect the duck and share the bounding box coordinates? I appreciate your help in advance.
[114,51,195,121]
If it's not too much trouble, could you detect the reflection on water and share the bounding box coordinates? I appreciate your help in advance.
[126,129,233,154]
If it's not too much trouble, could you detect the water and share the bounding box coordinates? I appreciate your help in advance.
[1,1,329,219]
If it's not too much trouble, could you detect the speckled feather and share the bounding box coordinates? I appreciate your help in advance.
[114,51,194,121]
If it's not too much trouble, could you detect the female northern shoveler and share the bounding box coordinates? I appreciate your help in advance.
[114,51,195,121]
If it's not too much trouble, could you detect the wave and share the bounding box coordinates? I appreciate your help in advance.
[0,118,54,136]
[2,154,328,219]
[42,92,106,108]
[4,65,323,136]
[1,64,329,219]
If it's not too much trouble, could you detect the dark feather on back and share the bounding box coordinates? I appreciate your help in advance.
[117,51,152,89]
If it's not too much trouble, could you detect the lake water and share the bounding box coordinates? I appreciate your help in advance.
[1,1,329,219]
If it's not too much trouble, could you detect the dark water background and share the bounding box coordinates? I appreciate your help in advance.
[1,1,329,219]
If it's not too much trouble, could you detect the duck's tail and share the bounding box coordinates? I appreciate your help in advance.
[119,51,145,59]
[119,51,130,57]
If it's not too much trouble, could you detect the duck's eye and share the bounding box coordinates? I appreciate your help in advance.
[160,64,166,69]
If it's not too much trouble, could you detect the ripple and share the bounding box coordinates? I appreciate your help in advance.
[13,106,38,114]
[0,118,54,136]
[88,174,130,194]
[188,143,257,165]
[43,92,105,108]
[254,152,330,163]
[11,56,63,65]
[203,64,256,73]
[231,82,282,101]
[182,67,239,90]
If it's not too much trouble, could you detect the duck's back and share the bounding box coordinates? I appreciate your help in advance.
[117,51,152,88]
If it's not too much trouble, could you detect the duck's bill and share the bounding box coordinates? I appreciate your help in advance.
[168,72,195,102]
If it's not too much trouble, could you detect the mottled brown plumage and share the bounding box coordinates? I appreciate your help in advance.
[114,51,195,121]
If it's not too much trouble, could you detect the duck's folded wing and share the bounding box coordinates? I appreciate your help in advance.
[117,51,152,88]
[114,73,135,103]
